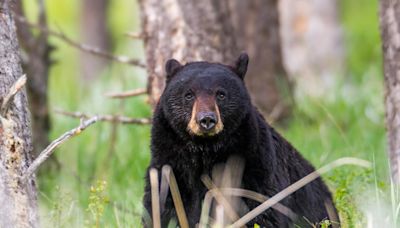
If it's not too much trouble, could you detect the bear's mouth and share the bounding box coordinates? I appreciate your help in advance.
[187,128,222,137]
[187,119,224,137]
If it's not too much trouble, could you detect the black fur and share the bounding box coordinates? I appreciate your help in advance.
[143,55,339,227]
[165,59,182,83]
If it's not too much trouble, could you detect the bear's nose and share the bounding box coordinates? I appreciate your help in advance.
[197,112,217,131]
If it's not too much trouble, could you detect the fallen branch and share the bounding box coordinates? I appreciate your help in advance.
[14,15,146,68]
[105,88,147,99]
[1,74,27,116]
[23,116,98,181]
[229,157,371,228]
[55,109,151,125]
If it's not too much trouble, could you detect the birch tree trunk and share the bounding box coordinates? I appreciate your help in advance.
[0,1,38,227]
[138,0,238,107]
[279,0,344,97]
[379,0,400,183]
[80,0,111,81]
[229,0,291,120]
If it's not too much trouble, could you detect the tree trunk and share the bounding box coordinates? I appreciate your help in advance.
[80,0,111,81]
[0,1,38,227]
[379,0,400,183]
[279,0,344,97]
[228,0,291,120]
[138,0,238,107]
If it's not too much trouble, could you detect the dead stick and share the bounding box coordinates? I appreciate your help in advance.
[55,109,151,125]
[13,15,145,68]
[160,166,170,214]
[105,88,147,99]
[125,32,146,39]
[150,169,161,228]
[0,74,27,116]
[163,165,189,228]
[23,116,98,181]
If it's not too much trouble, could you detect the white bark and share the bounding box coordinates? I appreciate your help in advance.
[379,0,400,183]
[279,0,344,97]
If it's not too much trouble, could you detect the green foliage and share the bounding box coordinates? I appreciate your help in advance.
[86,181,109,228]
[339,0,382,82]
[48,186,72,227]
[319,219,332,228]
[327,169,373,227]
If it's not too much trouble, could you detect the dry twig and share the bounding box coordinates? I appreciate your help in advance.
[23,116,98,181]
[150,169,161,228]
[55,109,151,125]
[162,165,189,228]
[0,74,27,116]
[125,32,146,39]
[13,15,146,68]
[160,166,170,214]
[105,88,147,99]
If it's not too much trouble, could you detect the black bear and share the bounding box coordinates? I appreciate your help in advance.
[143,53,339,227]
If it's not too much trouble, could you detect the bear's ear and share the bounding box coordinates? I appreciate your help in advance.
[165,59,182,83]
[234,53,249,80]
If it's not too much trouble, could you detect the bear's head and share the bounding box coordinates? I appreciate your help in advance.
[159,53,252,139]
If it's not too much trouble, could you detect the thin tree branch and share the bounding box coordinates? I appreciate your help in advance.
[54,109,151,125]
[104,88,147,99]
[13,15,146,68]
[125,31,146,39]
[23,116,98,181]
[0,74,27,116]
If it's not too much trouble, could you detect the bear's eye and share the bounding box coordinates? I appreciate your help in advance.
[216,91,226,100]
[184,92,194,101]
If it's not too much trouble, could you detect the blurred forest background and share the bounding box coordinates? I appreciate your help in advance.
[16,0,394,227]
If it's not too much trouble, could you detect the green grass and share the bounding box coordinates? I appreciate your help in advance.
[22,0,400,227]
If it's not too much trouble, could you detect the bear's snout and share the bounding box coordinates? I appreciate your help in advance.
[187,98,224,136]
[197,112,217,131]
